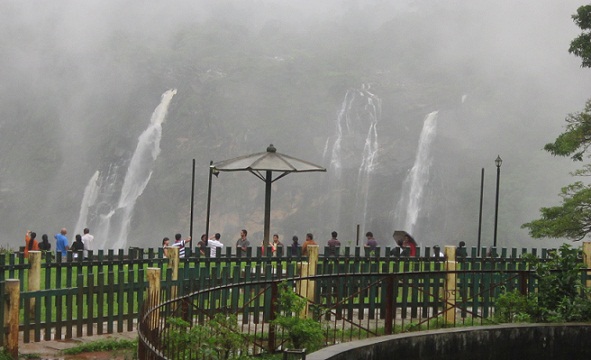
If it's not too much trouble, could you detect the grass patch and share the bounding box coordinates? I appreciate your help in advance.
[61,338,137,355]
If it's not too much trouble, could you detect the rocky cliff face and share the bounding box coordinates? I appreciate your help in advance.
[1,1,589,250]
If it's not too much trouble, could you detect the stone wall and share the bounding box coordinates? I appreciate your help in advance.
[307,324,591,360]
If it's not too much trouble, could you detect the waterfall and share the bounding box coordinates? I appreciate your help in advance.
[74,170,100,235]
[395,111,439,235]
[76,89,177,250]
[355,87,381,231]
[323,85,381,234]
[327,89,353,179]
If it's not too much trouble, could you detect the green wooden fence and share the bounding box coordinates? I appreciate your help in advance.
[0,245,574,346]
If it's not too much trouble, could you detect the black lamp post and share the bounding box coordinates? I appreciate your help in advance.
[205,160,219,239]
[477,167,484,256]
[190,159,196,239]
[493,155,502,248]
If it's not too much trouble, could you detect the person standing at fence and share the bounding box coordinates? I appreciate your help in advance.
[432,245,444,258]
[24,230,39,258]
[71,234,84,259]
[327,231,341,256]
[54,228,69,258]
[271,234,283,256]
[197,234,207,255]
[291,235,300,255]
[39,234,51,252]
[365,232,378,253]
[173,233,191,258]
[81,227,94,259]
[402,233,417,257]
[208,233,224,257]
[236,229,250,255]
[162,237,170,257]
[302,233,317,256]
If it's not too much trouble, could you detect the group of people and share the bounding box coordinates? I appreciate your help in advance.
[24,227,94,260]
[159,228,427,258]
[162,232,225,258]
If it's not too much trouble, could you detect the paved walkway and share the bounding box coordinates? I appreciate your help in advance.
[18,331,137,359]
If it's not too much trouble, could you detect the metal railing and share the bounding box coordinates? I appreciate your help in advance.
[138,267,539,359]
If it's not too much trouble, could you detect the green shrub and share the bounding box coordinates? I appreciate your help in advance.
[166,313,247,360]
[272,282,324,351]
[514,244,591,322]
[495,289,531,323]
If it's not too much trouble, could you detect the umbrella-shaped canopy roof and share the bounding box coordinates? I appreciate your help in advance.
[213,144,326,174]
[211,144,326,246]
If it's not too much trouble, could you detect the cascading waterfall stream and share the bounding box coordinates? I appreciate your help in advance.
[323,85,381,234]
[394,111,438,236]
[355,86,381,231]
[74,170,100,235]
[76,89,177,250]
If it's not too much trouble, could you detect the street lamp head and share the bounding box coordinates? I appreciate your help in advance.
[495,155,502,168]
[211,166,220,177]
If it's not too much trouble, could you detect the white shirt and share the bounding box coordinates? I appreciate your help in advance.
[208,239,224,257]
[81,233,94,257]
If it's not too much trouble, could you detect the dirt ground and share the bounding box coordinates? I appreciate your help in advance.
[38,350,133,360]
[18,331,137,360]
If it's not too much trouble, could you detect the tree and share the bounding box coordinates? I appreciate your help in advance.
[522,4,591,240]
[569,5,591,68]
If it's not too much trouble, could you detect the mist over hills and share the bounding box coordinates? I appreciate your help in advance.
[1,0,590,250]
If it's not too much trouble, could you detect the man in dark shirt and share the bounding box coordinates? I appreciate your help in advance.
[236,229,250,255]
[327,231,340,256]
[365,231,378,251]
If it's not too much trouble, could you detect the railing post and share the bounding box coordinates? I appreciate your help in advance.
[147,268,161,330]
[583,242,591,290]
[444,246,457,324]
[384,275,394,335]
[268,281,278,353]
[27,251,41,342]
[28,251,41,317]
[297,245,318,318]
[168,246,179,301]
[4,279,19,359]
[306,245,318,318]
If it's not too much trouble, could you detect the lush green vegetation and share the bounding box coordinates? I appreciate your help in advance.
[495,244,591,323]
[166,314,248,360]
[272,281,324,351]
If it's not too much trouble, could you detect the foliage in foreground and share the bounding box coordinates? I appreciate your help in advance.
[272,281,324,352]
[166,313,248,360]
[495,244,591,323]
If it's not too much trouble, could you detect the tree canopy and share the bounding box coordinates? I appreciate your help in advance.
[569,5,591,68]
[523,4,591,241]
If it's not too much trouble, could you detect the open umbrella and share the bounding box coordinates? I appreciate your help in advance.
[393,230,417,246]
[212,144,326,247]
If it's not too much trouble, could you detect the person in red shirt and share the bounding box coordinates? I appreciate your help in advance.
[402,234,417,257]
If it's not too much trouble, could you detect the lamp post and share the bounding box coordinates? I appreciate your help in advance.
[477,168,484,256]
[190,159,196,239]
[205,160,219,239]
[493,155,502,248]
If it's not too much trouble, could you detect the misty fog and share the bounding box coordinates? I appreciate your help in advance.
[1,0,591,252]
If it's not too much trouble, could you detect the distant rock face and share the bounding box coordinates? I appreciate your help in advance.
[1,1,588,250]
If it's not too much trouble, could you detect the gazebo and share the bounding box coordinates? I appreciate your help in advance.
[211,144,326,247]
